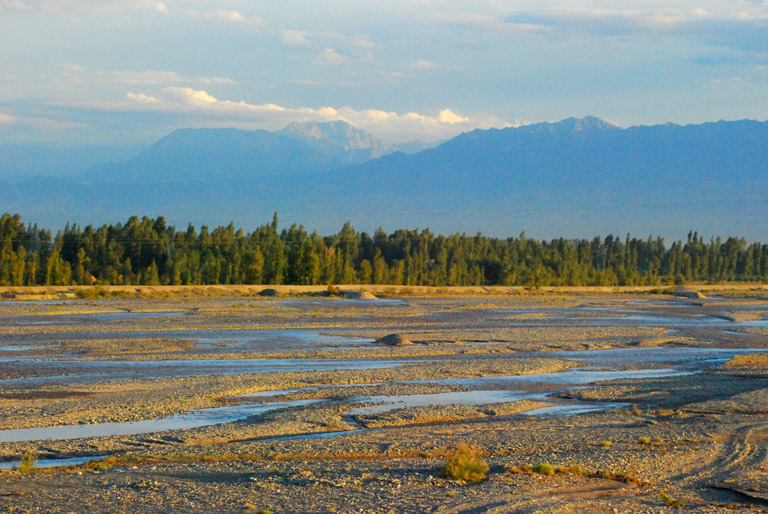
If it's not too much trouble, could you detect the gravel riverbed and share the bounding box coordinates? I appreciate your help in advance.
[1,291,767,513]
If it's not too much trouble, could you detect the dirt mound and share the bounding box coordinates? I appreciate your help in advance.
[673,287,706,299]
[374,334,415,346]
[341,290,378,300]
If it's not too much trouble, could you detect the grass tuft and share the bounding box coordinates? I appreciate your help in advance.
[659,490,683,507]
[442,442,489,483]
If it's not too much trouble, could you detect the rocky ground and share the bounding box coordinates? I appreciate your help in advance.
[0,290,767,512]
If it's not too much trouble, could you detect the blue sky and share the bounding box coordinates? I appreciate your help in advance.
[1,0,767,145]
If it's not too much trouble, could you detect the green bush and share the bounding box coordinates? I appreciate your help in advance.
[15,452,37,473]
[531,463,556,475]
[443,443,489,483]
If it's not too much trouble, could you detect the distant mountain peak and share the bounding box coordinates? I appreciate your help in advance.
[277,120,394,164]
[281,120,353,139]
[547,116,620,132]
[485,116,620,139]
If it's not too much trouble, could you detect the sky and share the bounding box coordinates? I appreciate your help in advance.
[1,0,767,145]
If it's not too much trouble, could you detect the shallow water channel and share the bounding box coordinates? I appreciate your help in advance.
[1,298,767,447]
[0,355,413,387]
[0,347,761,444]
[497,307,768,329]
[0,399,324,444]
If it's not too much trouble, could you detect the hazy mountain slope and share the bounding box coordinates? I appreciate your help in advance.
[329,117,767,208]
[89,128,342,182]
[392,139,441,154]
[0,144,144,179]
[1,117,766,239]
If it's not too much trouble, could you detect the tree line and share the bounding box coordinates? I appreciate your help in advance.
[0,212,766,287]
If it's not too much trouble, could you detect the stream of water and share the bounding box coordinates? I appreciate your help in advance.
[1,300,766,444]
[0,357,742,443]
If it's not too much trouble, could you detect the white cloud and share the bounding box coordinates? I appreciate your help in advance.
[379,71,405,83]
[0,0,264,26]
[408,60,439,69]
[0,0,164,12]
[437,12,548,33]
[292,79,325,86]
[109,70,184,85]
[701,76,744,89]
[314,48,347,65]
[53,62,87,72]
[105,69,236,86]
[437,109,469,124]
[347,34,374,48]
[518,7,716,32]
[0,0,27,9]
[163,86,220,106]
[56,65,237,87]
[280,29,312,47]
[503,4,768,36]
[186,8,263,26]
[278,28,376,65]
[312,47,374,65]
[354,50,375,62]
[126,92,158,103]
[432,2,768,56]
[120,87,514,142]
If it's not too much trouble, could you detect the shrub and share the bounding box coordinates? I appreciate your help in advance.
[15,453,37,473]
[599,440,612,448]
[638,436,652,445]
[443,443,489,483]
[531,463,556,475]
[94,459,114,471]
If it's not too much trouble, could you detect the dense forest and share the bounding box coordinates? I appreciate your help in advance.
[0,212,766,287]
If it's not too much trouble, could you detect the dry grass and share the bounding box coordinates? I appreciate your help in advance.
[724,354,768,367]
[38,447,444,474]
[507,463,646,486]
[5,283,766,301]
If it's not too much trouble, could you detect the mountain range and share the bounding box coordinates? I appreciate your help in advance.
[1,117,766,239]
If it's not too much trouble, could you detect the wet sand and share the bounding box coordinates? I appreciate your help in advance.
[0,291,767,512]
